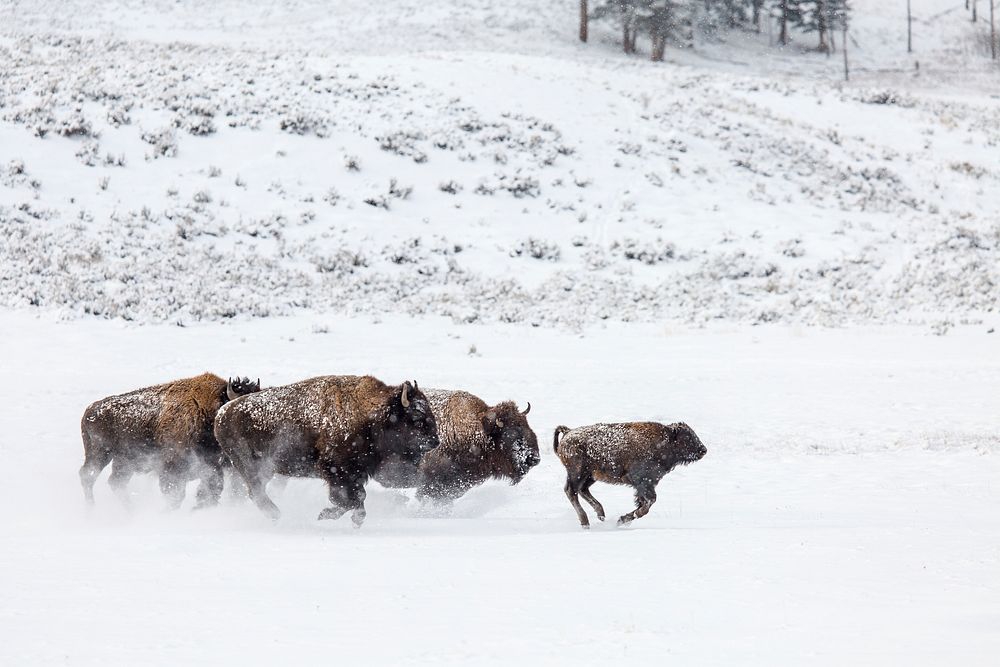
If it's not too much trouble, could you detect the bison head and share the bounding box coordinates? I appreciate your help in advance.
[381,381,439,465]
[482,401,540,483]
[664,422,707,466]
[226,376,261,401]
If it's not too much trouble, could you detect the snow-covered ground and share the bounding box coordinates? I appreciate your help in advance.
[1,0,998,663]
[1,311,998,664]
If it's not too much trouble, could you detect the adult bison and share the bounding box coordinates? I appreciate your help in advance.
[214,375,438,527]
[79,373,260,508]
[374,389,540,503]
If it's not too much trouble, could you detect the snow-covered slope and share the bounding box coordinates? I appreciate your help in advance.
[1,0,998,328]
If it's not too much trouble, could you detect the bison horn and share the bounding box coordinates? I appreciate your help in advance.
[521,402,531,416]
[226,378,239,401]
[401,382,411,408]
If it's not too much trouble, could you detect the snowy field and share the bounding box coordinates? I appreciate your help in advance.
[1,0,999,663]
[2,312,998,664]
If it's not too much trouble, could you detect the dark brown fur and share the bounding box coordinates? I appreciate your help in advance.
[79,373,260,507]
[213,375,439,527]
[553,421,707,528]
[375,389,540,502]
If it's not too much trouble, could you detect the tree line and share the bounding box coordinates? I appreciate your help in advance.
[579,1,851,60]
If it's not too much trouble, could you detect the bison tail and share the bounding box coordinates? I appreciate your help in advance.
[553,425,570,453]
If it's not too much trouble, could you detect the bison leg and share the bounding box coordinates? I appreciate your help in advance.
[194,456,224,510]
[107,457,136,507]
[158,456,191,510]
[579,479,606,522]
[222,439,280,520]
[618,485,657,526]
[564,478,590,529]
[79,436,113,505]
[319,475,367,528]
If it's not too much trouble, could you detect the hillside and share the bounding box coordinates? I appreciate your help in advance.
[1,0,998,328]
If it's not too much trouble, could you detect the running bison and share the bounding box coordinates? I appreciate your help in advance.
[375,389,540,503]
[553,422,707,528]
[214,375,439,527]
[79,373,260,508]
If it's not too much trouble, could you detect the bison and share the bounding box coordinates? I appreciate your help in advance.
[553,422,707,528]
[374,389,540,503]
[213,375,438,527]
[79,373,260,508]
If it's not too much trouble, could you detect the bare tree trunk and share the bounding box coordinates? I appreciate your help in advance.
[651,34,666,61]
[752,0,762,33]
[829,23,836,53]
[628,27,638,53]
[818,1,828,52]
[991,0,997,59]
[907,0,913,52]
[973,0,978,22]
[580,0,588,42]
[843,26,849,81]
[779,0,789,45]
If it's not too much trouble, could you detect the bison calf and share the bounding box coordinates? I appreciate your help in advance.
[214,375,438,527]
[79,374,260,508]
[375,389,540,503]
[553,422,706,528]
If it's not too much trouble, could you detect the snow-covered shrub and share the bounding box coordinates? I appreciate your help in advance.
[510,238,560,262]
[377,131,428,163]
[323,187,341,206]
[141,127,178,158]
[612,238,676,265]
[280,112,328,137]
[778,239,806,258]
[439,180,463,194]
[312,249,367,276]
[75,140,101,167]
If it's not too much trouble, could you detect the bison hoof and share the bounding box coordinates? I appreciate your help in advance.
[580,523,590,530]
[317,507,343,521]
[597,514,606,522]
[616,516,632,527]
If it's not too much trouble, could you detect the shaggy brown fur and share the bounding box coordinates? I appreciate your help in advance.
[213,375,439,527]
[79,373,260,508]
[374,389,539,502]
[553,421,707,528]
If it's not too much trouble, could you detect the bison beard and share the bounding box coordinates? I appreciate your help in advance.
[213,375,438,527]
[78,373,260,508]
[553,421,707,528]
[374,389,540,503]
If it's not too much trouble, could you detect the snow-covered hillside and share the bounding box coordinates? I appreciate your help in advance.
[1,0,998,328]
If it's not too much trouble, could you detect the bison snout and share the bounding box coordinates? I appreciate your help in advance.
[526,452,540,468]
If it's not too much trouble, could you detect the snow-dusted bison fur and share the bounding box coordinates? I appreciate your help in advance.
[374,389,540,502]
[553,422,707,528]
[79,374,260,508]
[214,375,439,527]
